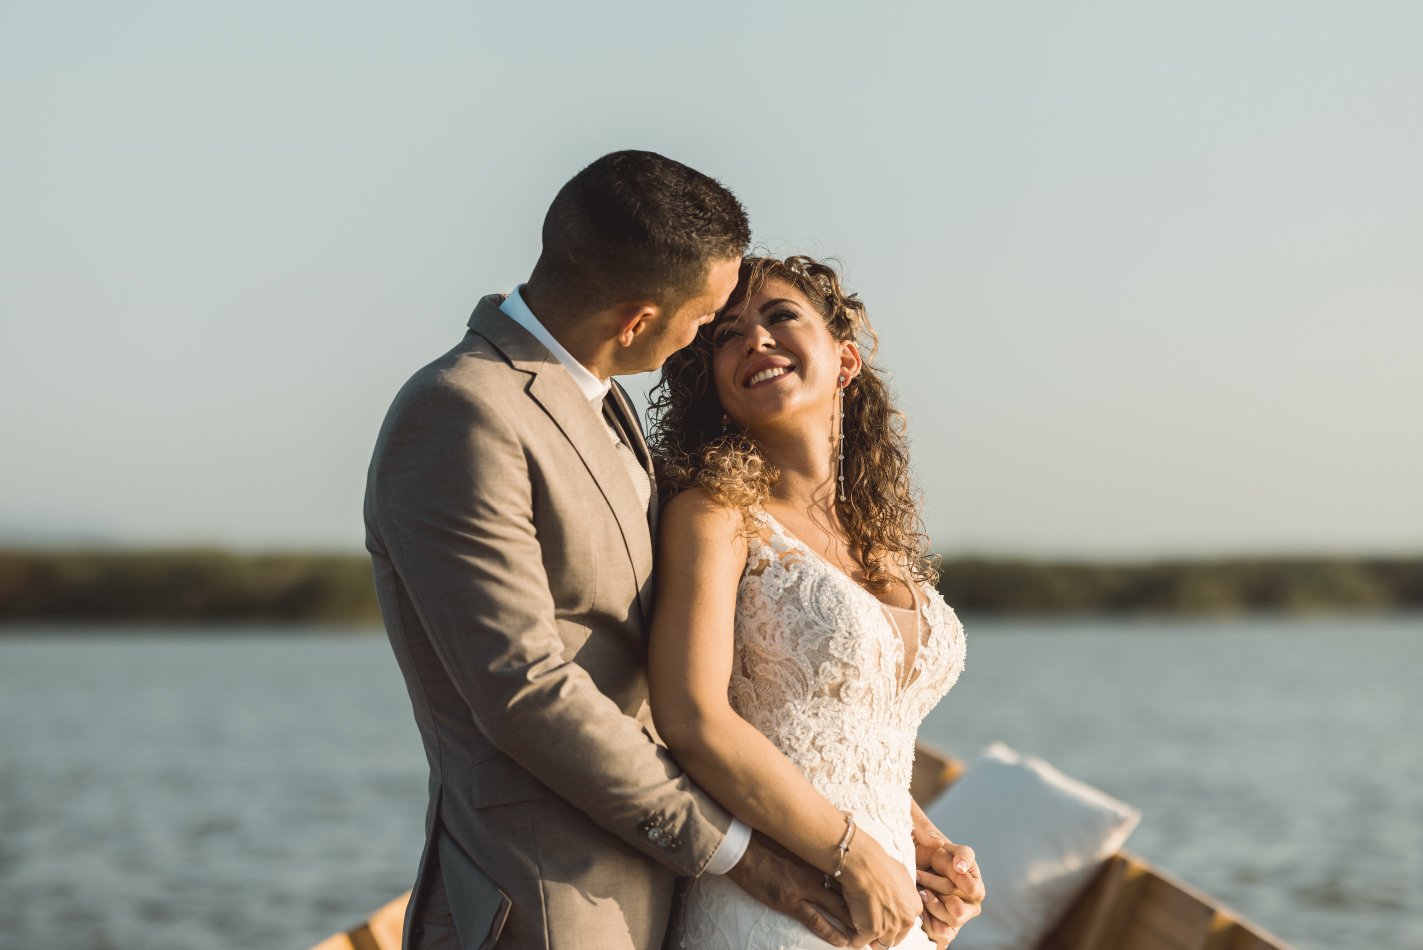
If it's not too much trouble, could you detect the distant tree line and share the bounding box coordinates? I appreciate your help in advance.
[0,549,1420,625]
[0,550,377,624]
[935,556,1423,615]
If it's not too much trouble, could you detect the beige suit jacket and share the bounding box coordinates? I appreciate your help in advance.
[364,295,733,950]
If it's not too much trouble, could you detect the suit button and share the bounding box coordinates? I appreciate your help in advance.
[412,923,424,939]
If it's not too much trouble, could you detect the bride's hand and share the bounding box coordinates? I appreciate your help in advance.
[837,833,923,949]
[911,835,983,946]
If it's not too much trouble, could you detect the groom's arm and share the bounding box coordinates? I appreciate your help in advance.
[371,379,734,876]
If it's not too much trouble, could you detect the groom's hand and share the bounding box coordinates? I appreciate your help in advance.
[726,832,858,948]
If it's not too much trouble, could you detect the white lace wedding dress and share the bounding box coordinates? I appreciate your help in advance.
[674,507,967,950]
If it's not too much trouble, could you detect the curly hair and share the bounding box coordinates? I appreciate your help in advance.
[646,254,939,591]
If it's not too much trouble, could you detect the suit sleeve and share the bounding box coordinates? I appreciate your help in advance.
[369,378,732,876]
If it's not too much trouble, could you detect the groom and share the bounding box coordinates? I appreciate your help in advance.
[364,151,856,950]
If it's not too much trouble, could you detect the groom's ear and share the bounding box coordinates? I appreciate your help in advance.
[613,301,661,348]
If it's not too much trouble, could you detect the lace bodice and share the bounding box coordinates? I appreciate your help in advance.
[728,507,967,865]
[676,507,966,949]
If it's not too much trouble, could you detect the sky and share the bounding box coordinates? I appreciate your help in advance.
[2,1,1419,558]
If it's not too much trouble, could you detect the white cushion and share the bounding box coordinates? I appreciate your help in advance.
[924,743,1141,950]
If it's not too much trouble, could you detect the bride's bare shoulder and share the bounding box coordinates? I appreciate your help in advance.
[660,488,747,548]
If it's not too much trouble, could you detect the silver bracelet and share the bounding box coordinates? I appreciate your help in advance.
[823,811,857,889]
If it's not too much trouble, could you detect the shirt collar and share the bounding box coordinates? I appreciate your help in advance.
[499,285,611,403]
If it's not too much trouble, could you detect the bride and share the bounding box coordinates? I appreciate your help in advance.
[646,255,980,949]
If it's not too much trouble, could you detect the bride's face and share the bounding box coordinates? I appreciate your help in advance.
[708,277,859,432]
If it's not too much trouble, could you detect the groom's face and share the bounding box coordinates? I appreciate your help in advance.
[634,257,741,371]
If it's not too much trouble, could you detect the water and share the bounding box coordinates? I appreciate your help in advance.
[0,616,1418,950]
[920,615,1423,950]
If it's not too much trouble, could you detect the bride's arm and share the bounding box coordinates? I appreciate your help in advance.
[649,491,846,868]
[649,490,919,943]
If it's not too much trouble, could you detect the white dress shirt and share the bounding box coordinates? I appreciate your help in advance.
[499,285,610,402]
[499,286,751,875]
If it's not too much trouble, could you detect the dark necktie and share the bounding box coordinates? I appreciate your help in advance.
[601,391,654,519]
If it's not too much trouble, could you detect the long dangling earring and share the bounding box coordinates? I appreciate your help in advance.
[721,412,730,436]
[837,377,847,502]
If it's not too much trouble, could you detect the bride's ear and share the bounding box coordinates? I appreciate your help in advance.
[838,341,863,385]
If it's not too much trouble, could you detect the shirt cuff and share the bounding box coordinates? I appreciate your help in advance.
[703,818,751,875]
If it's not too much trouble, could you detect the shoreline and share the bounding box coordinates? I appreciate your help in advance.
[2,549,1420,623]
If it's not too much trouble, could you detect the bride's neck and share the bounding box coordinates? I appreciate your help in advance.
[757,429,839,519]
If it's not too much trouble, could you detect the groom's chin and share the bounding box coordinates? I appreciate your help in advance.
[629,342,691,376]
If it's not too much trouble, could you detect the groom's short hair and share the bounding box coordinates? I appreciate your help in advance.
[530,150,750,316]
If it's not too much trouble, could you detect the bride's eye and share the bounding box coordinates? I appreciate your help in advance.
[709,324,742,346]
[768,308,798,324]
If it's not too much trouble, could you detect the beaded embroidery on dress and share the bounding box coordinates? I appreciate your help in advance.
[675,507,966,950]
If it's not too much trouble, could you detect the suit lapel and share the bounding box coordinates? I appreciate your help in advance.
[467,297,653,621]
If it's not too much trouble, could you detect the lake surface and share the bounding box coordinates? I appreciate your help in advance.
[0,616,1418,950]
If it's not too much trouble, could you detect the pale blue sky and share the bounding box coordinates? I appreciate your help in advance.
[2,1,1419,557]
